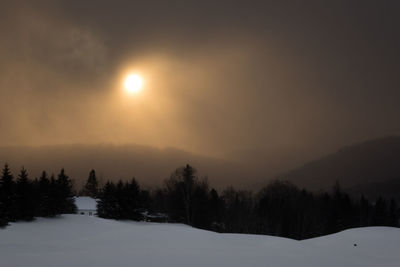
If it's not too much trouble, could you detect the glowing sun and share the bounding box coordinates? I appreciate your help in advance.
[124,74,144,93]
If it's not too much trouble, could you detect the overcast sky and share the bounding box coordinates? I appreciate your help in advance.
[1,0,399,163]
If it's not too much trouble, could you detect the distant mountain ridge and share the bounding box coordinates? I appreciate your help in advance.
[280,136,400,199]
[2,137,400,198]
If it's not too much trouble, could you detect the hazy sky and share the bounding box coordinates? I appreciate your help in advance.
[1,0,400,162]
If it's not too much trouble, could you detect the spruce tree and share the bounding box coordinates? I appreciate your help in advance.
[48,174,60,216]
[0,164,17,222]
[15,168,35,221]
[97,181,118,219]
[81,169,99,197]
[56,169,77,214]
[97,179,144,221]
[123,178,142,220]
[164,164,204,225]
[182,165,196,225]
[36,171,51,216]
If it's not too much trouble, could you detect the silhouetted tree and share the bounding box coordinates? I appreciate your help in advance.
[257,181,303,238]
[36,171,51,216]
[165,164,197,225]
[331,181,356,231]
[15,168,35,221]
[97,181,118,219]
[371,196,392,226]
[139,188,152,212]
[358,195,371,227]
[48,174,61,216]
[125,178,143,220]
[389,198,399,227]
[151,188,168,215]
[55,169,77,214]
[0,164,17,222]
[191,178,211,229]
[164,164,214,227]
[81,169,99,197]
[222,186,254,233]
[97,178,143,220]
[208,188,225,231]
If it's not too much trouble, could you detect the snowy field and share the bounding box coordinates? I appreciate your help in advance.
[1,215,399,267]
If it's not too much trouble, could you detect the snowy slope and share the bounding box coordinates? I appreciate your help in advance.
[0,215,399,267]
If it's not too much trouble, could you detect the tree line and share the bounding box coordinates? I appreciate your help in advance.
[1,163,399,240]
[94,164,400,240]
[0,164,76,227]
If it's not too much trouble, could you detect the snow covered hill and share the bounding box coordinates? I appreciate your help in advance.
[1,215,399,267]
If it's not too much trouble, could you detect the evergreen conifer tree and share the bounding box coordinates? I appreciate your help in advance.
[15,168,35,221]
[48,174,60,216]
[36,171,51,216]
[81,169,99,197]
[123,178,143,220]
[0,164,17,222]
[56,169,77,214]
[164,164,208,226]
[97,181,118,218]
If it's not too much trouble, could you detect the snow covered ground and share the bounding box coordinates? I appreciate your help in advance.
[1,215,399,267]
[74,197,97,210]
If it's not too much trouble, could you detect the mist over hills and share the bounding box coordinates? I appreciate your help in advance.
[281,136,400,199]
[0,144,256,190]
[1,136,400,199]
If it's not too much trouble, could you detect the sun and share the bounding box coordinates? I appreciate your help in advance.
[124,74,144,93]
